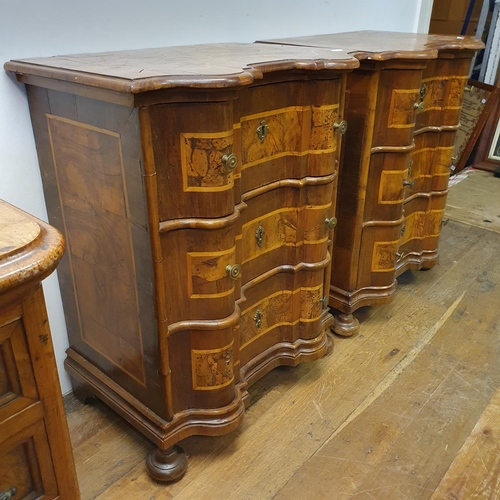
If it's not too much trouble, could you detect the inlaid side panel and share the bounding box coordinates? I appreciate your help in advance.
[47,115,146,385]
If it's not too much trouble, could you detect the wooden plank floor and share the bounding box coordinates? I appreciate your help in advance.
[64,172,500,499]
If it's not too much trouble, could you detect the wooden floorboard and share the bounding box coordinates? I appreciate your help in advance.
[64,174,500,499]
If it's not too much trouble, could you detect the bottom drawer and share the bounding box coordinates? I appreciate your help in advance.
[0,418,58,499]
[396,191,447,273]
[356,223,403,291]
[238,267,329,378]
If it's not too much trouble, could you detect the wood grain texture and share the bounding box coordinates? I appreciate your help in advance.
[4,43,359,94]
[430,388,500,500]
[259,31,484,60]
[13,45,349,479]
[61,211,500,499]
[0,200,79,499]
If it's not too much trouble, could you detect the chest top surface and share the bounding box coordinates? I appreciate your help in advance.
[0,200,64,294]
[259,31,484,61]
[4,43,359,94]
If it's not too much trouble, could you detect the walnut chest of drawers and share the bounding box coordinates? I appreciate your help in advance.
[5,44,358,480]
[0,200,79,499]
[260,31,483,335]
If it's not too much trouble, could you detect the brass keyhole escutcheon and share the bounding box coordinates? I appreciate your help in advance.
[255,225,264,247]
[420,83,427,101]
[333,120,348,135]
[225,352,232,365]
[325,216,337,230]
[221,153,238,173]
[256,120,269,143]
[254,309,263,328]
[225,264,241,280]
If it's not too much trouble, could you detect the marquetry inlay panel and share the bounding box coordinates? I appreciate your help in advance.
[191,342,234,391]
[180,131,234,191]
[47,115,146,385]
[387,89,420,128]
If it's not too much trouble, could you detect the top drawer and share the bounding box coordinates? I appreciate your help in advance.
[371,68,424,148]
[150,101,237,221]
[416,57,470,130]
[237,78,344,194]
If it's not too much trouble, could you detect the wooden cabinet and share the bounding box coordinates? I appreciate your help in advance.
[0,200,79,499]
[5,44,358,481]
[260,32,483,335]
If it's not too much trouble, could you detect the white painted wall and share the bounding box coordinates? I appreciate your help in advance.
[0,0,431,394]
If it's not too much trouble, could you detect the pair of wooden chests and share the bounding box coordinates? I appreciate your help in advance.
[4,31,483,482]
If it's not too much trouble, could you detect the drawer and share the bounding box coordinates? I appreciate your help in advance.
[0,418,58,499]
[416,58,469,129]
[410,131,455,195]
[0,309,38,424]
[397,195,433,262]
[363,151,410,222]
[149,101,237,220]
[241,178,336,284]
[238,268,327,369]
[159,219,240,324]
[356,223,403,291]
[371,68,424,148]
[237,79,343,193]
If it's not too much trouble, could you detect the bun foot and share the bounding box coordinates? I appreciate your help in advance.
[331,313,359,337]
[146,445,188,482]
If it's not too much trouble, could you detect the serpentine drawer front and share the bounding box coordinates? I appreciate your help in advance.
[259,31,483,336]
[0,200,79,499]
[5,43,358,482]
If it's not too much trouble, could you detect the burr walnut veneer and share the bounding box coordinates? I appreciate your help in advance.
[5,44,358,481]
[260,32,483,335]
[0,200,79,499]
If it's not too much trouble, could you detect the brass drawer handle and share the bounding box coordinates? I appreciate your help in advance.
[333,120,348,135]
[325,216,337,229]
[396,252,403,261]
[0,488,17,500]
[319,295,328,309]
[225,264,241,280]
[413,101,425,111]
[255,225,264,247]
[256,120,269,143]
[254,309,263,328]
[221,153,238,172]
[403,179,414,188]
